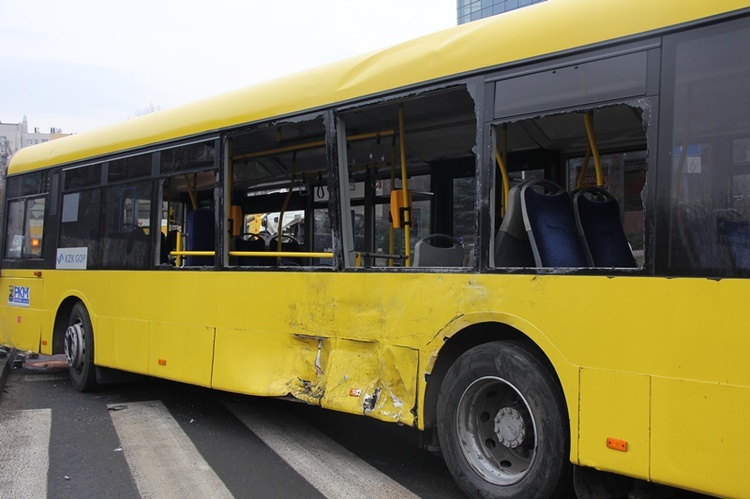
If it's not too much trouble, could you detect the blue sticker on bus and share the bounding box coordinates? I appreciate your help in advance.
[8,285,30,308]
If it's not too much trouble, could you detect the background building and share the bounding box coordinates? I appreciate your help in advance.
[0,117,69,171]
[457,0,546,24]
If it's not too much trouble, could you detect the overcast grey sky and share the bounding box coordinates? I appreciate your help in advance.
[0,0,456,134]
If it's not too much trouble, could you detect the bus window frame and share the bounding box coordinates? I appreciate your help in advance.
[2,170,53,269]
[159,138,222,269]
[333,80,483,272]
[222,112,336,270]
[480,30,663,273]
[655,15,750,278]
[50,136,221,272]
[483,50,660,275]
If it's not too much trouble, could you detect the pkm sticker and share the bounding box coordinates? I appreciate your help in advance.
[8,285,30,308]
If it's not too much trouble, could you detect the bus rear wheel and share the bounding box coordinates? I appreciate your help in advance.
[64,302,97,392]
[437,341,571,498]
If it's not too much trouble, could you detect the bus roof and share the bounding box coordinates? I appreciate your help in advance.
[8,0,747,176]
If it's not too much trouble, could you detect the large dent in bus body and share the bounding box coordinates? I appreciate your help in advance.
[279,335,418,425]
[284,275,466,426]
[343,279,489,425]
[320,339,419,426]
[286,303,417,423]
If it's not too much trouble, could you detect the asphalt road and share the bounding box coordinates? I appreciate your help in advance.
[0,355,464,498]
[0,353,717,499]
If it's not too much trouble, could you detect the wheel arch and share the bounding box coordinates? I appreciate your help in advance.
[422,318,576,441]
[51,294,89,355]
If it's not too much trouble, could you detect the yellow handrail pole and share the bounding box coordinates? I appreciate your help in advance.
[177,251,335,259]
[493,125,510,218]
[583,112,604,187]
[576,146,592,189]
[171,251,215,257]
[228,251,334,259]
[398,106,411,266]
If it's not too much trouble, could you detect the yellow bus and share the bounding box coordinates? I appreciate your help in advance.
[2,1,750,497]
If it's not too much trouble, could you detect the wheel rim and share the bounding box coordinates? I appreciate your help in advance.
[455,375,537,486]
[64,320,85,372]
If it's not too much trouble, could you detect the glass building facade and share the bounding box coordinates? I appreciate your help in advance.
[457,0,546,24]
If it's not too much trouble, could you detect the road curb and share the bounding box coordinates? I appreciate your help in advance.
[0,347,16,398]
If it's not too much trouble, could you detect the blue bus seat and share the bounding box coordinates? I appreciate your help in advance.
[573,187,636,268]
[413,234,465,267]
[495,182,535,267]
[185,208,215,266]
[521,180,591,268]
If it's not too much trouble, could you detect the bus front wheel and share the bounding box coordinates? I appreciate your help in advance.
[437,341,571,498]
[64,302,97,392]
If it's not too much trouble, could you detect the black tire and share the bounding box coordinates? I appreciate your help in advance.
[437,341,572,498]
[64,302,97,392]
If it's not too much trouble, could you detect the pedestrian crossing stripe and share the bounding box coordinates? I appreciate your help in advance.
[225,400,419,499]
[108,400,232,499]
[0,408,51,498]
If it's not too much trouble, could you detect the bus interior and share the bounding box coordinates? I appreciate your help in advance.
[159,85,648,272]
[48,84,651,276]
[222,85,479,269]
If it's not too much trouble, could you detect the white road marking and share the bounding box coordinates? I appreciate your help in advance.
[0,408,51,498]
[225,400,419,499]
[108,400,232,499]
